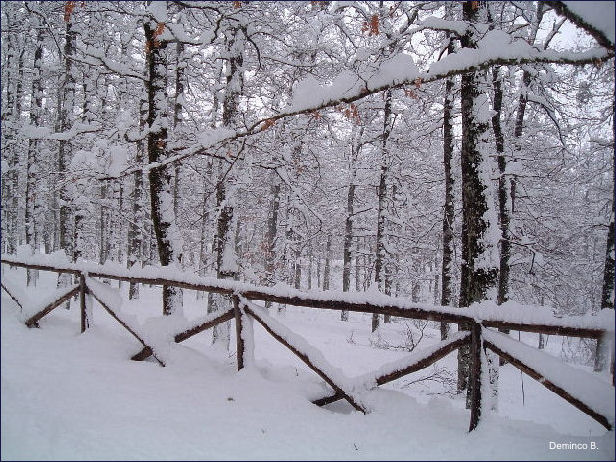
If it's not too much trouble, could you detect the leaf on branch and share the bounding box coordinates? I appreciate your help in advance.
[404,89,418,99]
[341,104,361,124]
[414,77,422,89]
[260,118,276,131]
[233,1,242,9]
[64,1,76,22]
[369,14,379,36]
[362,14,380,36]
[154,22,165,38]
[471,1,480,10]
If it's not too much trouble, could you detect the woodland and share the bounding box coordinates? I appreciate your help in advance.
[1,0,614,427]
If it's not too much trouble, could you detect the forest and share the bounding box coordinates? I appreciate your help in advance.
[0,1,614,459]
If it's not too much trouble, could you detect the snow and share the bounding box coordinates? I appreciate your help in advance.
[419,16,468,36]
[147,1,167,23]
[290,71,363,112]
[308,331,471,398]
[239,297,370,411]
[22,284,80,320]
[366,53,419,90]
[86,277,168,364]
[2,270,614,460]
[0,271,31,311]
[482,328,615,425]
[563,1,615,45]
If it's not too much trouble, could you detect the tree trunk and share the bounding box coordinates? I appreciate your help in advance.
[493,67,510,310]
[128,99,147,299]
[264,176,281,308]
[457,1,500,406]
[323,234,331,290]
[342,125,362,321]
[211,22,245,348]
[341,181,355,321]
[594,103,615,372]
[1,15,22,256]
[373,89,393,332]
[307,244,313,290]
[144,17,183,316]
[441,41,455,340]
[25,30,44,286]
[493,65,510,369]
[57,16,77,299]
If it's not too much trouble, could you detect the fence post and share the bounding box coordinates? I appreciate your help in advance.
[233,294,244,371]
[468,322,482,432]
[80,273,89,333]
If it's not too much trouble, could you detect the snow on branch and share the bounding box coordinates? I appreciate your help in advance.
[1,255,613,338]
[546,1,615,49]
[0,276,29,312]
[0,273,78,328]
[312,331,470,406]
[86,277,166,367]
[23,285,80,328]
[239,297,370,414]
[18,122,103,141]
[96,38,613,181]
[483,328,614,430]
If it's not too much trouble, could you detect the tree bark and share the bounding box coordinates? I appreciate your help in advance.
[323,234,331,290]
[144,18,183,316]
[24,30,44,286]
[373,89,393,332]
[457,1,499,405]
[594,102,615,372]
[128,99,147,299]
[211,21,245,347]
[441,39,455,340]
[57,15,77,298]
[342,125,362,321]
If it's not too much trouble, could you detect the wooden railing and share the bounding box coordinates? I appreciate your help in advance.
[1,255,614,432]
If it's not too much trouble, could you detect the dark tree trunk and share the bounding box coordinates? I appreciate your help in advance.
[493,66,510,368]
[323,234,331,290]
[342,126,362,321]
[373,89,393,332]
[1,15,22,256]
[492,67,510,309]
[265,177,281,308]
[57,19,76,296]
[25,31,44,286]
[211,22,245,347]
[457,1,499,405]
[144,20,182,316]
[128,99,147,300]
[341,181,355,321]
[441,39,455,340]
[594,102,615,373]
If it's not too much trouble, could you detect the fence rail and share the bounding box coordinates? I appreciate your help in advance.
[1,256,614,432]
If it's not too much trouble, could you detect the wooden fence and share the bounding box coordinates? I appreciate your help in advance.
[1,256,614,432]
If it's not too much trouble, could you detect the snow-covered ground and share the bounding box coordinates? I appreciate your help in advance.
[1,267,614,460]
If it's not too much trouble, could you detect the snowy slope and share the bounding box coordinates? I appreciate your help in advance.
[1,269,614,460]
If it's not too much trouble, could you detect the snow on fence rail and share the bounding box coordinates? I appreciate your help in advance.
[1,256,614,432]
[1,255,611,338]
